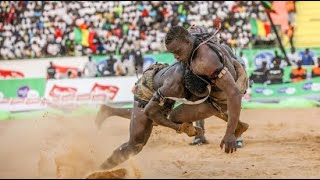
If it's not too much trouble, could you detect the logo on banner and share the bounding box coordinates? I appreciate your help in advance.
[303,82,320,91]
[17,86,40,98]
[91,83,119,100]
[0,69,24,79]
[49,84,77,97]
[255,87,273,95]
[253,52,273,69]
[277,87,296,95]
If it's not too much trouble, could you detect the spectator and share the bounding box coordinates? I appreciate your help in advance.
[101,55,116,77]
[83,56,97,78]
[272,50,288,68]
[77,70,83,78]
[286,1,296,24]
[133,49,144,73]
[266,59,284,84]
[114,56,127,76]
[239,51,249,71]
[46,61,56,79]
[301,48,315,66]
[311,57,320,78]
[290,61,307,82]
[287,47,300,65]
[67,70,77,79]
[250,61,268,84]
[286,22,295,50]
[1,1,284,60]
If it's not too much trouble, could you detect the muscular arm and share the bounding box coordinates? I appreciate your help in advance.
[196,46,242,138]
[233,59,248,94]
[144,70,185,132]
[215,71,242,135]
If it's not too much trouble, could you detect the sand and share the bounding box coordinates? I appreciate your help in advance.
[0,108,320,179]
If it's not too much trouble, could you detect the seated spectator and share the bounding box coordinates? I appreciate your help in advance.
[311,57,320,78]
[114,56,127,76]
[290,61,307,82]
[67,70,77,79]
[101,55,116,77]
[250,61,268,84]
[47,61,56,79]
[77,71,82,78]
[266,60,284,84]
[301,48,315,66]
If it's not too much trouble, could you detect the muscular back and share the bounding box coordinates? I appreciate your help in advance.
[153,62,187,99]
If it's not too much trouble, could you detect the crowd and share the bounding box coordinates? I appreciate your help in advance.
[0,1,295,60]
[250,48,320,85]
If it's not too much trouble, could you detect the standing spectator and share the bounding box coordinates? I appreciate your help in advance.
[311,57,320,78]
[47,61,56,79]
[133,49,144,73]
[287,47,300,65]
[301,48,315,66]
[290,61,307,82]
[272,50,288,68]
[286,22,295,50]
[239,51,249,71]
[286,1,296,24]
[83,56,97,78]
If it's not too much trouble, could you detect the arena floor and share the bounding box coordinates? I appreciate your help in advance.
[0,108,320,178]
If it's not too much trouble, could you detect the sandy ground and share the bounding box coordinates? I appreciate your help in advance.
[0,108,320,179]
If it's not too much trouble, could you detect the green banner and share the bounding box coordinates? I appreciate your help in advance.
[251,77,320,101]
[0,78,46,98]
[93,48,320,71]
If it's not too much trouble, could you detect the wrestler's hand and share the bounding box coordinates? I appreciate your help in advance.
[178,122,204,137]
[220,133,237,153]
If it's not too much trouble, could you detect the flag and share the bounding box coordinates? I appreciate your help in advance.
[81,29,89,47]
[261,1,277,14]
[74,27,82,44]
[250,18,271,37]
[74,27,95,47]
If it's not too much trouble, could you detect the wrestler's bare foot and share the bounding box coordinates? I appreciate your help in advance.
[95,105,112,129]
[190,135,207,146]
[235,122,249,138]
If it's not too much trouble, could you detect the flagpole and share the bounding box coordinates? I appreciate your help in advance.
[265,9,291,66]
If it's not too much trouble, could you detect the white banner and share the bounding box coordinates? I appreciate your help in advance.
[0,98,47,112]
[44,77,138,104]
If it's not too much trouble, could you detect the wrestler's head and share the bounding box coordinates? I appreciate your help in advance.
[165,26,194,63]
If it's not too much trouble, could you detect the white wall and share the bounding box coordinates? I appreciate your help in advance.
[0,56,89,78]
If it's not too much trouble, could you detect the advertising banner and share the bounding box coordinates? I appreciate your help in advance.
[44,76,137,104]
